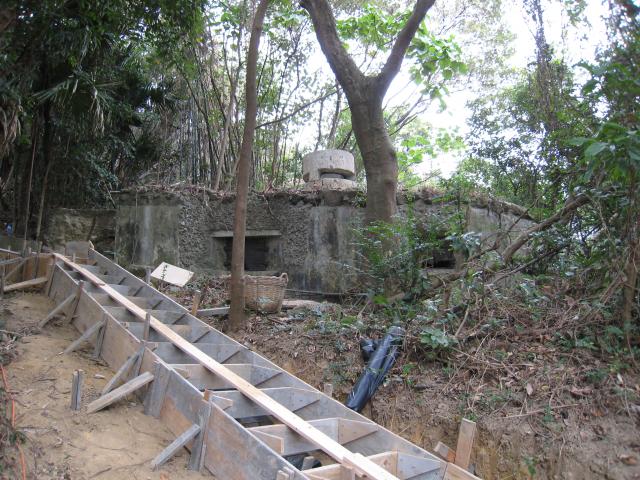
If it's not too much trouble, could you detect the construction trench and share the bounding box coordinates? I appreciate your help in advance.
[0,244,480,480]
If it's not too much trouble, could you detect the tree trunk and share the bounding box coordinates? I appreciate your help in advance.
[35,100,52,241]
[349,91,399,223]
[22,116,39,243]
[300,0,435,224]
[228,0,270,331]
[213,74,238,190]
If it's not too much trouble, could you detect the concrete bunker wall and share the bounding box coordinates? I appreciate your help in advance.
[46,208,116,253]
[113,189,536,294]
[114,190,361,293]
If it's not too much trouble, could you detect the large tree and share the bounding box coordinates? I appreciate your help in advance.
[228,0,270,330]
[300,0,436,223]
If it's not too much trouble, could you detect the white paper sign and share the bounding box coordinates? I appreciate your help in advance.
[150,262,194,287]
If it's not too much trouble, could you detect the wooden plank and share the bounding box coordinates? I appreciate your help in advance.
[3,276,47,292]
[39,292,76,328]
[191,290,201,316]
[189,326,210,343]
[252,430,285,454]
[4,258,26,283]
[395,452,441,478]
[305,452,397,480]
[443,463,482,480]
[153,342,243,364]
[70,370,84,410]
[197,306,230,317]
[144,362,172,417]
[55,254,403,480]
[66,280,85,323]
[169,363,282,390]
[150,423,201,470]
[434,441,456,462]
[0,257,23,267]
[101,351,141,395]
[188,402,212,471]
[62,319,105,354]
[454,419,476,470]
[247,418,378,456]
[87,371,154,413]
[209,387,320,419]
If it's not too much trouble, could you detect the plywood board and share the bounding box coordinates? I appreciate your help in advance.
[151,262,194,287]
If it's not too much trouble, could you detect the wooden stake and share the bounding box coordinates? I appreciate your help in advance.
[191,290,202,316]
[70,370,84,410]
[323,382,334,398]
[92,314,107,360]
[454,418,476,471]
[62,320,105,355]
[0,265,5,300]
[144,362,171,418]
[66,280,84,323]
[150,423,201,470]
[87,371,154,413]
[188,402,212,470]
[45,259,57,296]
[143,312,151,342]
[101,351,140,396]
[39,292,75,328]
[434,441,456,462]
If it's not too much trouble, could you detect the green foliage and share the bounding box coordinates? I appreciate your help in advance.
[336,3,466,106]
[0,0,207,218]
[407,27,467,107]
[352,208,442,297]
[336,4,410,50]
[394,122,464,188]
[419,326,456,352]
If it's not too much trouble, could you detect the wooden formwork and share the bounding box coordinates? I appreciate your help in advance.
[40,248,480,480]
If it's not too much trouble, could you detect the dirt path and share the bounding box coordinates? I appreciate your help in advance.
[1,293,212,480]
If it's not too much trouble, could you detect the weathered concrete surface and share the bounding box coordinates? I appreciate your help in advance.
[302,149,356,182]
[466,206,534,249]
[114,193,182,267]
[113,189,363,293]
[112,188,536,294]
[45,208,115,253]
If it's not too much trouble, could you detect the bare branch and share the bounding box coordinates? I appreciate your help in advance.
[502,194,590,263]
[377,0,436,94]
[256,89,336,129]
[299,0,364,95]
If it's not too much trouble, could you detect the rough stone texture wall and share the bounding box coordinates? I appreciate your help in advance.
[114,191,182,267]
[113,187,536,294]
[45,208,115,253]
[114,189,362,293]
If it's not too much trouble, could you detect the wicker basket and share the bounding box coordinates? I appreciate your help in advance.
[244,273,288,313]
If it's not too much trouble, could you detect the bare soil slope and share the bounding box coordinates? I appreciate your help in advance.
[205,310,640,480]
[0,293,211,480]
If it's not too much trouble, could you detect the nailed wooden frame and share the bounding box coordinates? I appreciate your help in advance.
[43,248,481,480]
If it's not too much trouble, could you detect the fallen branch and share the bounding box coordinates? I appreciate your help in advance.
[502,194,590,264]
[504,403,580,419]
